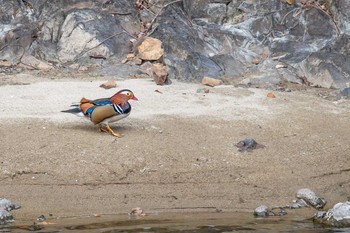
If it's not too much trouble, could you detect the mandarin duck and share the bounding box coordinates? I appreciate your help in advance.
[62,89,138,137]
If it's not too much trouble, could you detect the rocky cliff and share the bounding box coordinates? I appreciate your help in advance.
[0,0,349,90]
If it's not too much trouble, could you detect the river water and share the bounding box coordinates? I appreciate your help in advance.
[2,211,350,233]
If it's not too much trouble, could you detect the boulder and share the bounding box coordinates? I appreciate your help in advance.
[296,188,326,210]
[137,37,164,61]
[314,201,350,227]
[57,9,130,63]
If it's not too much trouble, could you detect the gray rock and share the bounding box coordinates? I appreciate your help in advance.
[296,188,326,209]
[183,0,228,25]
[36,215,46,222]
[290,198,309,209]
[341,87,350,99]
[314,201,350,227]
[0,209,13,224]
[56,9,130,64]
[254,205,270,217]
[328,202,350,222]
[333,0,350,33]
[298,50,350,89]
[235,138,265,152]
[225,0,245,24]
[211,54,245,79]
[0,198,20,211]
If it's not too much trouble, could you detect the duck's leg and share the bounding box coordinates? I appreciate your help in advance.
[99,124,123,138]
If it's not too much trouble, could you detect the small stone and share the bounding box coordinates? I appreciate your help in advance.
[254,205,269,217]
[20,55,53,70]
[314,211,326,219]
[100,80,117,89]
[69,63,80,69]
[37,62,54,70]
[290,198,309,209]
[78,66,88,72]
[275,64,287,69]
[152,63,168,85]
[133,57,143,65]
[0,60,12,67]
[235,138,265,152]
[126,53,135,60]
[285,0,295,4]
[267,92,276,98]
[36,215,46,222]
[201,76,222,87]
[196,88,210,93]
[251,58,260,65]
[129,207,146,217]
[341,87,350,99]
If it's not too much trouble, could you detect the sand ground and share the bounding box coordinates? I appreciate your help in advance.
[0,72,349,221]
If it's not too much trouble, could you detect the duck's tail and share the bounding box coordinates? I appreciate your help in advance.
[61,107,85,117]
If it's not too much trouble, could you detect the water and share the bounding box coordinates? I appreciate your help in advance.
[1,211,350,233]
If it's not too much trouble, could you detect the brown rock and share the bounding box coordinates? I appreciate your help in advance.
[126,53,135,60]
[282,0,295,4]
[78,65,89,72]
[20,55,53,70]
[140,61,153,77]
[197,88,210,93]
[100,80,117,89]
[251,58,260,65]
[152,63,168,85]
[129,207,146,217]
[201,76,222,87]
[0,60,12,67]
[137,37,164,61]
[267,92,276,98]
[133,57,143,65]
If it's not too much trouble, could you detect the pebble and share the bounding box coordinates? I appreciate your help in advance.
[235,138,265,152]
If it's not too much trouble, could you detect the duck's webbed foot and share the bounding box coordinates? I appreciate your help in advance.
[99,124,123,138]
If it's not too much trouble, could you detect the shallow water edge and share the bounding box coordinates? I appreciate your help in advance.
[2,211,350,233]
